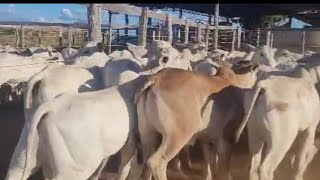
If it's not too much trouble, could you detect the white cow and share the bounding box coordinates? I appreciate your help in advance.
[235,67,320,180]
[5,75,148,180]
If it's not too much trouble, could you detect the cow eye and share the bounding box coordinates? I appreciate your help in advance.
[260,53,264,57]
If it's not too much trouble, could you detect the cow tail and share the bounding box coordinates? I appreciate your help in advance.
[21,101,51,180]
[234,82,263,143]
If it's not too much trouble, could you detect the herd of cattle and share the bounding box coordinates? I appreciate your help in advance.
[1,39,320,180]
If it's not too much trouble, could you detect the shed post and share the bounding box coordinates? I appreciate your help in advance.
[108,27,112,54]
[302,30,306,55]
[166,14,173,44]
[214,3,219,50]
[184,20,189,44]
[87,4,102,42]
[138,7,148,46]
[125,14,129,40]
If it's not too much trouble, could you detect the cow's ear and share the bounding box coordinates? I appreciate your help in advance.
[97,42,105,53]
[159,56,169,66]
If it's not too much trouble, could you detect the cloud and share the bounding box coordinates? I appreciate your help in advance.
[36,16,47,22]
[8,4,15,13]
[58,8,74,21]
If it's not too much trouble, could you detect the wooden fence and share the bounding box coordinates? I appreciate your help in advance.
[0,4,242,53]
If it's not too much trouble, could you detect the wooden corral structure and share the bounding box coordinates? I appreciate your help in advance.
[0,3,243,53]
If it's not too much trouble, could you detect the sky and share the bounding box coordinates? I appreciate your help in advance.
[0,4,228,26]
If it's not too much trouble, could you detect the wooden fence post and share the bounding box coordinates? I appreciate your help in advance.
[152,30,156,41]
[59,29,63,48]
[67,27,72,48]
[156,22,160,40]
[15,27,20,48]
[184,20,189,44]
[214,3,219,50]
[256,28,260,47]
[302,30,306,55]
[20,25,25,48]
[205,24,210,50]
[197,23,202,42]
[270,32,274,49]
[38,30,42,46]
[166,14,173,44]
[266,29,271,47]
[237,26,241,49]
[108,27,112,54]
[231,29,236,52]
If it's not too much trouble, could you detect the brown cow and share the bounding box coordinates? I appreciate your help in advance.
[133,60,259,180]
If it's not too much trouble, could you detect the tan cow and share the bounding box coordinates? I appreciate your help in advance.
[235,67,320,180]
[133,61,259,180]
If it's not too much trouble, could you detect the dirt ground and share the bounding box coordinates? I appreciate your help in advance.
[1,101,320,180]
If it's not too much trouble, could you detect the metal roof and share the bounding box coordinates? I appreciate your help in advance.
[131,4,320,18]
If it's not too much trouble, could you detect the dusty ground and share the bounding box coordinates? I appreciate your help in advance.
[1,101,320,180]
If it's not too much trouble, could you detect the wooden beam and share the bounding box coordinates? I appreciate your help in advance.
[152,30,156,41]
[87,4,102,42]
[214,3,219,50]
[166,14,173,44]
[67,27,73,48]
[138,7,148,46]
[184,20,189,44]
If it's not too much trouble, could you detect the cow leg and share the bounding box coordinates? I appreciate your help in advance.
[247,132,264,180]
[147,130,195,180]
[216,139,232,180]
[201,140,216,180]
[258,129,298,180]
[179,146,192,171]
[117,135,137,180]
[139,130,159,180]
[292,128,317,180]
